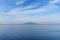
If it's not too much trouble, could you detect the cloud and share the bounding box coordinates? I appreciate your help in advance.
[50,0,60,4]
[0,0,60,24]
[15,0,26,6]
[0,0,50,12]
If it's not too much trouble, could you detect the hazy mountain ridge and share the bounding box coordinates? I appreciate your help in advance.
[23,22,39,25]
[23,22,60,25]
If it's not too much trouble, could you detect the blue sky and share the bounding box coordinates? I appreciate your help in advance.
[0,0,60,24]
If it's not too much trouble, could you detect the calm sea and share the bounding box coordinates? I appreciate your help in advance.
[0,25,60,40]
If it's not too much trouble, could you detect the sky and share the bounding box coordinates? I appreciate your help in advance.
[0,0,60,24]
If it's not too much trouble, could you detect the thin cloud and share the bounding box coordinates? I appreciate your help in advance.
[0,0,60,24]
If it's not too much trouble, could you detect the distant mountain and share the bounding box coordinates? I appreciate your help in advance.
[23,22,38,25]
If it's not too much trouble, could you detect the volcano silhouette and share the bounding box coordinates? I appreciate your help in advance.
[24,22,38,25]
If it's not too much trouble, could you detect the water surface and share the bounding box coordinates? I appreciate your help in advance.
[0,25,60,40]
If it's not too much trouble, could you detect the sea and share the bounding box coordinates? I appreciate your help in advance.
[0,24,60,40]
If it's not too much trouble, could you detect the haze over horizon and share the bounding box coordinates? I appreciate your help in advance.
[0,0,60,24]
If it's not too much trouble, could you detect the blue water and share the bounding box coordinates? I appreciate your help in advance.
[0,25,60,40]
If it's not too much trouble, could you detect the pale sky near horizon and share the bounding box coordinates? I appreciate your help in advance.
[0,0,60,24]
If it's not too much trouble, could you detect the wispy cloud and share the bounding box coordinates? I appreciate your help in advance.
[0,0,60,24]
